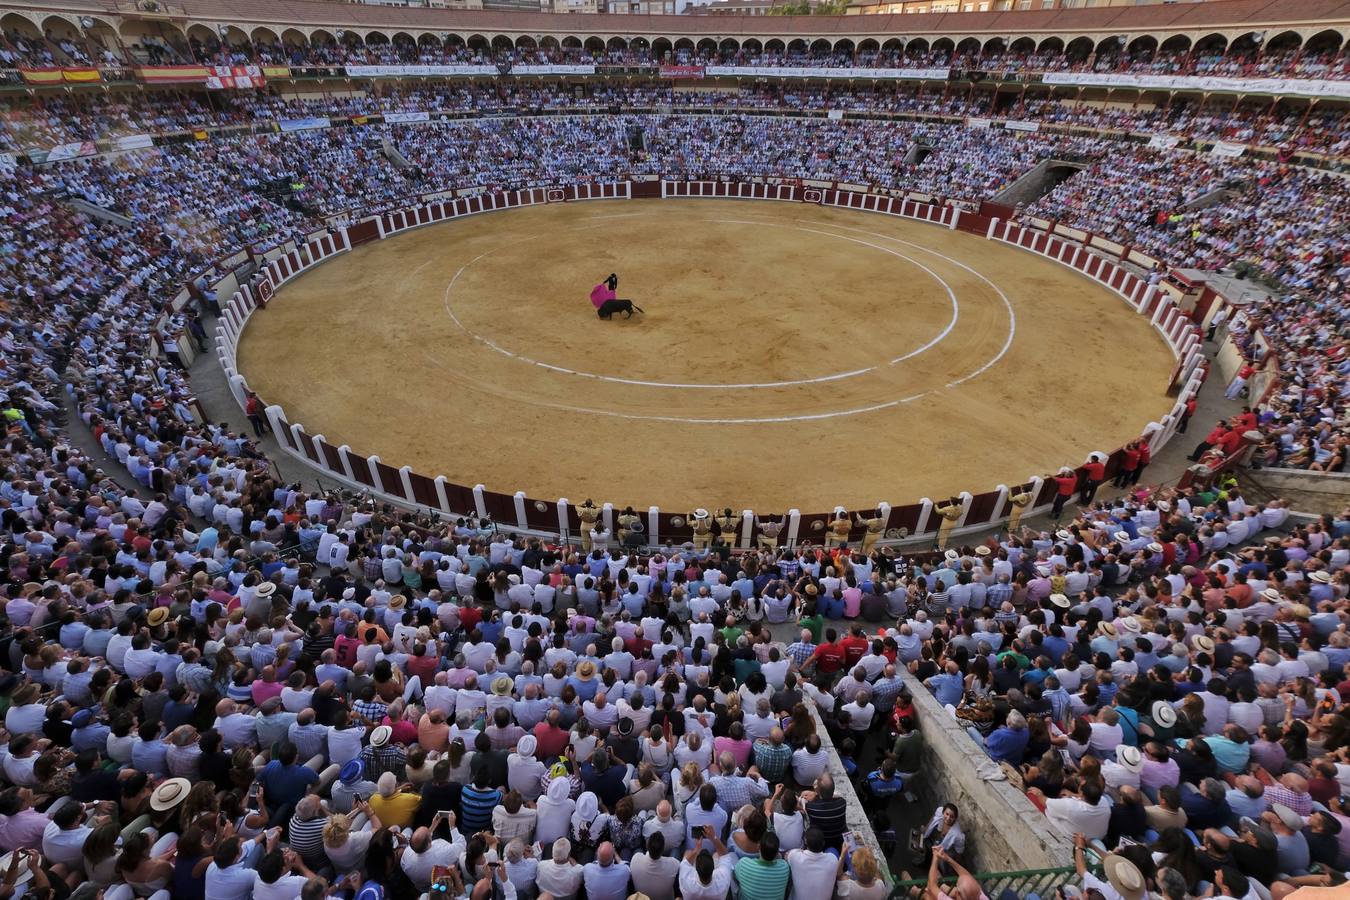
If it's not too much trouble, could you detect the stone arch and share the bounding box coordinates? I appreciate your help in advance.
[1303,29,1343,59]
[515,35,537,50]
[605,36,628,52]
[742,38,763,56]
[467,34,491,53]
[833,38,855,55]
[1036,36,1064,56]
[719,37,739,54]
[562,36,583,51]
[673,37,695,53]
[1264,29,1302,57]
[930,37,954,57]
[1009,36,1035,56]
[364,30,390,46]
[583,36,605,54]
[954,37,980,57]
[1192,32,1228,57]
[764,38,785,54]
[880,37,903,54]
[857,38,879,56]
[1126,34,1157,61]
[905,37,929,57]
[1158,33,1192,58]
[786,38,807,56]
[1095,35,1125,58]
[982,37,1006,56]
[1228,30,1261,60]
[652,37,671,59]
[809,38,831,55]
[697,37,718,56]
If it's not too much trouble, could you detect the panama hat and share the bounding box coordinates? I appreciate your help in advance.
[1194,635,1215,654]
[370,725,393,748]
[575,660,596,680]
[389,594,406,609]
[1116,745,1143,774]
[1310,571,1332,584]
[1137,526,1154,537]
[507,574,521,585]
[339,759,365,785]
[146,607,169,627]
[944,550,959,562]
[1049,593,1070,609]
[1113,531,1131,542]
[491,676,513,697]
[975,546,991,557]
[692,508,709,520]
[150,777,192,812]
[1098,622,1118,639]
[1260,588,1282,602]
[1272,803,1303,832]
[255,582,276,598]
[1147,542,1163,553]
[1056,529,1072,541]
[1151,701,1178,727]
[1121,617,1141,634]
[1102,855,1145,900]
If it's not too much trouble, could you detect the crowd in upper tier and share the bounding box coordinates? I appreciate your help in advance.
[3,24,1350,83]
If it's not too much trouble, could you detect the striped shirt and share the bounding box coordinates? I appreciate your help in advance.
[804,796,848,849]
[287,814,328,869]
[460,784,502,832]
[734,856,789,900]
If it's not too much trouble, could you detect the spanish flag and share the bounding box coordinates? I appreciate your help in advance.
[62,68,101,83]
[19,68,63,85]
[192,129,208,141]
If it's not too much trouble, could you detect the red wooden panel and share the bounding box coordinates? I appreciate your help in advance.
[524,497,557,531]
[293,429,317,463]
[443,482,475,517]
[659,512,693,544]
[887,503,922,537]
[345,449,374,488]
[482,490,516,524]
[964,490,1001,526]
[798,512,832,544]
[1034,477,1060,507]
[409,472,439,508]
[320,441,344,472]
[375,462,406,500]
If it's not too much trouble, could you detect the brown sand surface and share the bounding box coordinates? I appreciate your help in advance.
[237,199,1175,511]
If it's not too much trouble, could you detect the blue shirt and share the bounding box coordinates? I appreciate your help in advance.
[984,726,1030,765]
[582,860,632,900]
[928,672,964,708]
[258,760,319,811]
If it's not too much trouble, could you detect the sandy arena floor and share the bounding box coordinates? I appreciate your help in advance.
[237,199,1176,511]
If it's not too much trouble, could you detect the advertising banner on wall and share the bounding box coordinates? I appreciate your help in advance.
[1004,120,1041,132]
[1148,134,1181,150]
[660,65,705,79]
[512,64,596,76]
[46,141,96,161]
[1209,140,1247,158]
[278,117,331,133]
[1042,71,1350,100]
[384,112,431,124]
[344,64,497,78]
[704,65,948,80]
[112,134,155,151]
[966,116,992,129]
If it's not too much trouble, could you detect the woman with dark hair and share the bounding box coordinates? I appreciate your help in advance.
[1150,827,1205,893]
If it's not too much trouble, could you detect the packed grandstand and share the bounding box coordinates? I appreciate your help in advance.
[0,2,1348,900]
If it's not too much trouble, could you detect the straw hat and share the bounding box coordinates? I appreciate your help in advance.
[150,777,192,812]
[1194,635,1215,654]
[1260,588,1282,602]
[491,676,513,697]
[370,725,393,748]
[944,550,959,562]
[1056,529,1072,541]
[575,660,596,680]
[146,607,169,627]
[1121,617,1141,634]
[692,508,709,520]
[1310,571,1331,584]
[255,582,276,598]
[1098,622,1118,639]
[1116,745,1143,774]
[1147,542,1163,553]
[975,546,991,557]
[1113,531,1131,543]
[1049,593,1070,609]
[389,594,406,610]
[1151,701,1178,728]
[1102,855,1145,900]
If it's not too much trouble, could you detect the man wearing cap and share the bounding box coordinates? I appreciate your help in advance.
[360,725,407,781]
[331,759,378,814]
[1263,803,1312,875]
[1102,746,1144,791]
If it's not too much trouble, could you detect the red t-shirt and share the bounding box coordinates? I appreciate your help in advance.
[1120,449,1141,471]
[840,636,868,666]
[1084,462,1105,482]
[1054,475,1077,496]
[1218,429,1245,455]
[811,642,846,674]
[1138,444,1151,465]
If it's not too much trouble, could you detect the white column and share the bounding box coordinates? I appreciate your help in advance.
[948,207,960,231]
[557,498,572,542]
[648,506,661,547]
[435,476,452,514]
[954,491,974,528]
[289,424,306,455]
[310,434,328,470]
[993,485,1010,522]
[400,466,416,503]
[915,498,934,538]
[338,227,351,251]
[263,404,287,438]
[986,217,999,239]
[473,484,488,519]
[374,216,386,240]
[740,509,754,550]
[785,509,801,547]
[367,456,384,493]
[1151,300,1169,326]
[514,491,529,530]
[602,503,614,535]
[227,374,249,410]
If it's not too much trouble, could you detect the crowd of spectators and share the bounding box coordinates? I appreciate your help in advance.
[916,486,1350,900]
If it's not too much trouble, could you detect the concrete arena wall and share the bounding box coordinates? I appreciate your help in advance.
[901,671,1075,874]
[212,170,1204,549]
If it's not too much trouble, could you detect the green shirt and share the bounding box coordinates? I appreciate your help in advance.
[799,614,824,643]
[720,626,744,645]
[735,856,789,900]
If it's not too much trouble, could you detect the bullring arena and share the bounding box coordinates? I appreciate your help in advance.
[2,0,1348,898]
[238,194,1175,511]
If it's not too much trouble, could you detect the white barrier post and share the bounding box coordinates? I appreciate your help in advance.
[400,466,416,505]
[473,484,488,520]
[514,491,529,530]
[786,509,801,548]
[557,498,571,541]
[648,506,661,547]
[740,509,754,550]
[367,456,384,493]
[986,217,999,239]
[916,498,934,539]
[310,434,327,467]
[336,445,357,482]
[436,477,453,515]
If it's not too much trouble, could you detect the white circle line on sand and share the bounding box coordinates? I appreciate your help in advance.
[427,208,1017,424]
[441,215,959,389]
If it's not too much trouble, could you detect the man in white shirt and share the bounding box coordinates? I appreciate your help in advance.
[791,736,829,786]
[786,828,839,900]
[631,832,681,900]
[41,803,92,868]
[207,831,273,900]
[400,821,465,891]
[642,800,685,857]
[1042,782,1112,841]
